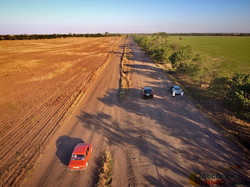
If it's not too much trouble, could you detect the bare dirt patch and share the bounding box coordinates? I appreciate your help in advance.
[0,37,123,186]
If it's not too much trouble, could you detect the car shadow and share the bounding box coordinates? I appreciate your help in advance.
[56,135,84,166]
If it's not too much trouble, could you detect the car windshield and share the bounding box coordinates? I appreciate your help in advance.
[175,87,180,91]
[71,154,85,160]
[144,89,152,94]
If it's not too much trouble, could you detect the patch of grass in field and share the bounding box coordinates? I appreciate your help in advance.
[168,36,250,75]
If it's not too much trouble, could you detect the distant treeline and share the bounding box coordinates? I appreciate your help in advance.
[168,33,250,36]
[0,33,121,40]
[135,33,250,36]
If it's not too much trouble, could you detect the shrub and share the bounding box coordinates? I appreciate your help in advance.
[209,77,231,100]
[169,46,193,69]
[151,47,172,63]
[97,151,113,187]
[134,34,173,64]
[225,73,250,121]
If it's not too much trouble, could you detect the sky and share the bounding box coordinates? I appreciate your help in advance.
[1,0,250,34]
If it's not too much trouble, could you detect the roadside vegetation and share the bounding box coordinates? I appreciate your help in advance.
[119,38,131,98]
[97,151,113,187]
[134,33,250,122]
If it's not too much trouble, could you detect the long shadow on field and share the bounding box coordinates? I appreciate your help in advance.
[76,89,186,185]
[77,107,193,185]
[56,135,84,166]
[76,38,250,185]
[117,38,250,185]
[77,111,188,186]
[101,87,250,185]
[76,85,250,185]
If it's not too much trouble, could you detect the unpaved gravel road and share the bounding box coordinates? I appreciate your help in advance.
[24,38,250,187]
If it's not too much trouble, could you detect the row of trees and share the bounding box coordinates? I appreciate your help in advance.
[134,33,218,84]
[0,33,121,40]
[134,33,250,121]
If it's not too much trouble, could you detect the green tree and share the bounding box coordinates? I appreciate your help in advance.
[151,47,172,63]
[209,77,231,100]
[134,35,173,63]
[169,46,193,69]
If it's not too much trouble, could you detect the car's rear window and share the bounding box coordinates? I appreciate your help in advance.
[71,154,85,160]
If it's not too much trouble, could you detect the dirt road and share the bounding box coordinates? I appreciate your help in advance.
[24,38,250,186]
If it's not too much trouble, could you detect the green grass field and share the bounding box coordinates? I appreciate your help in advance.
[168,36,250,74]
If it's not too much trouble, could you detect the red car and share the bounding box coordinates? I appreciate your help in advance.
[68,143,93,170]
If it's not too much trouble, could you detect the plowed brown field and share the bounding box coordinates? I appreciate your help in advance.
[0,37,123,186]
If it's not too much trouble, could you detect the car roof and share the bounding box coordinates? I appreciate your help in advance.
[143,86,152,90]
[72,143,90,154]
[173,85,180,88]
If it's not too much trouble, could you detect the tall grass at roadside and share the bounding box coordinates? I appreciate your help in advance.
[97,151,113,187]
